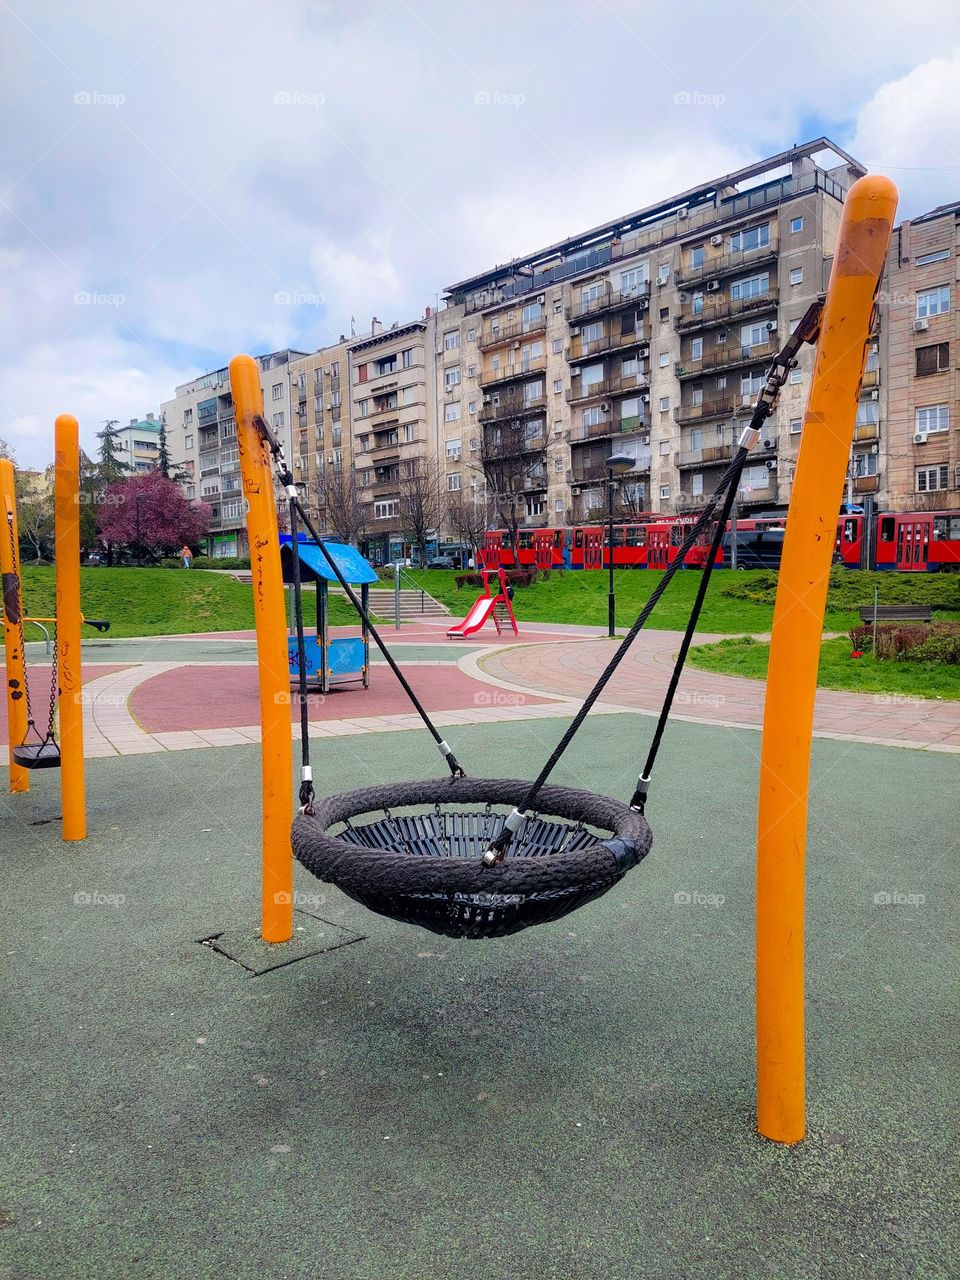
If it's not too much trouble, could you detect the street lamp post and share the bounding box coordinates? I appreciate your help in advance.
[134,494,143,567]
[605,452,635,637]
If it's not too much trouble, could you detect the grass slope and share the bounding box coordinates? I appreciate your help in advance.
[17,566,359,638]
[406,567,960,634]
[688,634,960,700]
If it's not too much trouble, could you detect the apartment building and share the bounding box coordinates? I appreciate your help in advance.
[347,314,441,564]
[112,415,161,473]
[440,139,865,526]
[160,349,306,557]
[880,201,959,515]
[286,337,353,530]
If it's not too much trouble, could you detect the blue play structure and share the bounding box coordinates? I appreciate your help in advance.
[279,534,378,694]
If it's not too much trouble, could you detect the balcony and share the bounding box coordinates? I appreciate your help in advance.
[570,415,649,443]
[861,368,880,389]
[677,443,734,469]
[566,371,649,405]
[476,316,546,350]
[737,484,777,506]
[566,329,649,362]
[483,425,546,456]
[370,478,400,498]
[853,421,880,442]
[853,475,880,494]
[370,440,401,463]
[479,356,547,388]
[674,396,740,425]
[675,241,779,286]
[566,284,652,322]
[677,339,778,379]
[478,393,546,424]
[676,287,778,331]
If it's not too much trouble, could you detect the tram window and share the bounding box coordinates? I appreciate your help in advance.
[553,530,563,548]
[879,516,895,543]
[844,519,857,543]
[624,527,645,547]
[517,532,533,549]
[574,530,583,547]
[934,515,960,541]
[671,526,684,546]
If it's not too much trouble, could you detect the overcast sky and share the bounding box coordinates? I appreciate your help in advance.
[2,0,959,468]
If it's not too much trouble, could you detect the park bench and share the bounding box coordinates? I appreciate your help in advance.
[858,604,932,624]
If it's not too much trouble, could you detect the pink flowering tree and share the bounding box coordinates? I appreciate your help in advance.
[97,471,212,558]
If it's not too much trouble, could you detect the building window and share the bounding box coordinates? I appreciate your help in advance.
[730,272,769,302]
[660,485,671,500]
[554,456,563,472]
[691,338,703,361]
[445,402,461,422]
[852,451,878,478]
[468,400,477,415]
[522,301,542,330]
[789,267,803,286]
[916,343,949,376]
[716,375,726,389]
[789,368,802,384]
[555,497,564,512]
[688,246,705,270]
[660,307,670,322]
[790,216,803,233]
[402,348,414,368]
[692,472,703,497]
[467,364,478,377]
[659,352,670,368]
[447,474,461,491]
[915,404,949,435]
[184,434,194,450]
[916,249,950,265]
[692,386,703,407]
[272,384,283,400]
[659,396,670,412]
[692,292,704,315]
[358,399,369,417]
[581,321,603,347]
[658,264,670,284]
[729,223,769,253]
[443,331,460,351]
[917,286,950,318]
[789,418,802,434]
[445,367,461,390]
[582,406,605,428]
[183,408,193,424]
[375,355,397,376]
[553,379,563,394]
[273,412,284,429]
[552,338,563,354]
[659,439,670,455]
[916,465,950,493]
[374,500,399,519]
[581,282,604,305]
[620,265,648,294]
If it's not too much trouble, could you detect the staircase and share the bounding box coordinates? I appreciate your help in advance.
[491,598,517,635]
[362,587,450,621]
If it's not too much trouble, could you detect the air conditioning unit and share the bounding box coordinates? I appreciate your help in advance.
[717,330,728,343]
[869,389,880,401]
[765,459,778,471]
[326,403,333,411]
[327,454,335,463]
[870,342,879,355]
[710,235,723,247]
[913,432,927,444]
[537,294,545,305]
[571,326,580,336]
[640,434,650,445]
[767,320,778,333]
[677,209,688,220]
[638,297,649,309]
[600,401,610,412]
[513,341,521,350]
[294,458,302,469]
[638,343,650,357]
[914,318,929,332]
[762,438,775,450]
[482,395,492,404]
[640,393,651,404]
[706,280,721,293]
[869,443,879,455]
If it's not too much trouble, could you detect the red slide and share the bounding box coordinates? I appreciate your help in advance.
[447,594,496,639]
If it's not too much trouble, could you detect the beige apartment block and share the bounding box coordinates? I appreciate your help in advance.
[880,202,959,515]
[161,350,307,557]
[286,337,352,530]
[439,139,865,530]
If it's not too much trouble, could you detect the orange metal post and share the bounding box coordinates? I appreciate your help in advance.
[229,354,294,943]
[756,175,897,1144]
[1,459,29,792]
[54,414,86,841]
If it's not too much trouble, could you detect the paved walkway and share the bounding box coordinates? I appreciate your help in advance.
[3,621,959,760]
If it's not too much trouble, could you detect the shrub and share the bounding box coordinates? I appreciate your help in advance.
[902,630,960,665]
[849,620,960,663]
[454,569,536,590]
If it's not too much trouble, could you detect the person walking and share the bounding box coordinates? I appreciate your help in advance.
[181,544,193,569]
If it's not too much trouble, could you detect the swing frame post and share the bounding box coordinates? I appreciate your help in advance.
[230,354,294,944]
[756,174,897,1145]
[54,414,86,841]
[0,459,29,793]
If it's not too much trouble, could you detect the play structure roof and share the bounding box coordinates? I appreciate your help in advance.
[279,536,378,585]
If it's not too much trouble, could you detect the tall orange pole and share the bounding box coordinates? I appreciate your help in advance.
[1,459,29,793]
[756,175,897,1144]
[230,354,294,943]
[54,414,86,841]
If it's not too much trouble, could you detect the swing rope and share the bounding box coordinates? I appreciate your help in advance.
[5,509,59,758]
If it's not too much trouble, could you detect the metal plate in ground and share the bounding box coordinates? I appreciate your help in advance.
[198,908,365,975]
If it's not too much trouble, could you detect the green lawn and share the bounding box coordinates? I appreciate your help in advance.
[17,566,359,639]
[688,634,960,700]
[406,567,960,635]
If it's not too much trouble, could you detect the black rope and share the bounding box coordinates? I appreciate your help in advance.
[631,451,743,811]
[287,493,465,780]
[288,499,315,814]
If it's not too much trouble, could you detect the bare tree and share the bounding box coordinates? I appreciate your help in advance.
[315,464,370,546]
[476,412,545,554]
[446,489,493,567]
[14,475,54,562]
[399,456,445,568]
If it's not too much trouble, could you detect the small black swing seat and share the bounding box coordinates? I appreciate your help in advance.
[12,741,61,770]
[292,778,652,939]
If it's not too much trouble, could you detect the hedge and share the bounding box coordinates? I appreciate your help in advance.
[849,620,960,663]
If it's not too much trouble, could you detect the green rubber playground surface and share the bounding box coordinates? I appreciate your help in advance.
[31,638,478,665]
[1,716,957,1280]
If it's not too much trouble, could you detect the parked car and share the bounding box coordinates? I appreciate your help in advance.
[427,555,458,569]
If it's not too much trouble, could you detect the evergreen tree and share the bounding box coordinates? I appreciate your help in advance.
[96,420,129,483]
[155,415,188,482]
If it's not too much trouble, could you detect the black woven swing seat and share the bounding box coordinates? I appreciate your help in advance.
[292,778,652,939]
[12,742,61,770]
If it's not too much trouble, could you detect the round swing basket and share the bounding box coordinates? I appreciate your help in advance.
[292,778,653,939]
